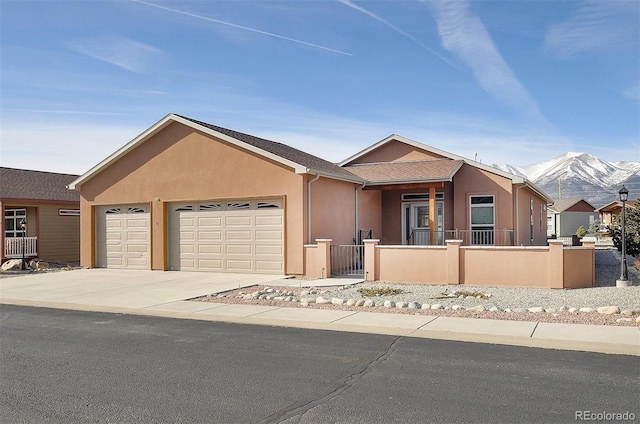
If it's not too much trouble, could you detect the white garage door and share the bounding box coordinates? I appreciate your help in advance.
[96,205,150,269]
[169,199,284,273]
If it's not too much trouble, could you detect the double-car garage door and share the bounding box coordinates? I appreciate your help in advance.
[95,199,284,273]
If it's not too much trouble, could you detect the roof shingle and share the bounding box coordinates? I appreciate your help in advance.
[344,159,464,184]
[0,167,80,202]
[178,115,362,182]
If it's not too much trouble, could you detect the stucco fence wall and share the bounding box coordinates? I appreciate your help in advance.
[304,239,596,289]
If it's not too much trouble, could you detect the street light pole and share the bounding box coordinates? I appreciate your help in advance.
[20,219,26,271]
[616,186,630,287]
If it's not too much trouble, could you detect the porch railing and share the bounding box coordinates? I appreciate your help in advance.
[4,237,38,258]
[330,245,364,276]
[408,229,514,246]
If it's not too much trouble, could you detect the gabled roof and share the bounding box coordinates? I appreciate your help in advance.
[68,114,363,189]
[344,159,464,185]
[1,167,80,203]
[596,199,638,212]
[548,198,596,213]
[340,134,553,202]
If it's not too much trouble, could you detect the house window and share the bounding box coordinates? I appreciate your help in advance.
[470,196,494,244]
[59,209,80,216]
[530,198,534,243]
[4,209,26,238]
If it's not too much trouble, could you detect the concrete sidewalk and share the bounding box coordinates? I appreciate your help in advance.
[1,269,638,356]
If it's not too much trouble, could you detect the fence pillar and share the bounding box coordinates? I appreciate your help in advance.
[548,240,564,288]
[364,239,379,281]
[446,239,462,284]
[581,237,597,288]
[316,239,332,279]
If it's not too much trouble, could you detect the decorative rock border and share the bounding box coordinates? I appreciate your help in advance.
[210,286,640,324]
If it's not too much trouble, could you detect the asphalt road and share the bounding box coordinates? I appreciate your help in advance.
[1,305,638,424]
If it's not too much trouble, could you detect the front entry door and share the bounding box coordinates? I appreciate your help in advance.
[403,202,444,245]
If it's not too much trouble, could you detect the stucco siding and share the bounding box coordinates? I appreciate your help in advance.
[79,122,306,274]
[349,140,447,164]
[309,177,357,245]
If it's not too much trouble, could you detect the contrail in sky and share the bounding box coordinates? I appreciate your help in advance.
[131,0,352,56]
[337,0,455,67]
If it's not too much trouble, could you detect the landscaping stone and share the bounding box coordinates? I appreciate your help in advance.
[528,307,544,313]
[396,302,407,308]
[430,304,443,310]
[346,299,356,306]
[355,299,365,307]
[636,316,640,324]
[596,306,620,315]
[421,304,431,310]
[384,300,395,308]
[616,318,633,323]
[451,305,464,310]
[513,308,528,313]
[316,296,330,304]
[331,298,345,305]
[466,305,485,313]
[621,309,640,316]
[579,307,596,313]
[363,300,375,307]
[1,259,24,271]
[408,301,421,309]
[568,307,578,313]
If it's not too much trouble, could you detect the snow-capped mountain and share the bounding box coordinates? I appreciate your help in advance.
[493,152,640,207]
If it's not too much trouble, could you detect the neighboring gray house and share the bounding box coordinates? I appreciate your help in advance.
[547,198,598,237]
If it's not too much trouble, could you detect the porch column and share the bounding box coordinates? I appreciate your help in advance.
[429,186,436,245]
[364,239,379,281]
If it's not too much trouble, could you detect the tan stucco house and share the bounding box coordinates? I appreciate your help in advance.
[1,167,80,263]
[68,113,553,276]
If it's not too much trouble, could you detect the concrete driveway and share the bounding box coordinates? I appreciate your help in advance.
[0,269,287,310]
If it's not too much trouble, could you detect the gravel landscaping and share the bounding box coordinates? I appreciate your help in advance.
[196,247,640,327]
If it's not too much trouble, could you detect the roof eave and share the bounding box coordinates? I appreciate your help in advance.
[68,113,315,190]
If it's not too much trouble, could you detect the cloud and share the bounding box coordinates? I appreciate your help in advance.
[544,1,640,56]
[336,0,454,66]
[426,0,545,122]
[67,35,163,74]
[132,0,352,56]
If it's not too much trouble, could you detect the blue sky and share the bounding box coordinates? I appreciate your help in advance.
[1,0,638,175]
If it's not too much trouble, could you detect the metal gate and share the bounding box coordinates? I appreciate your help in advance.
[330,245,364,276]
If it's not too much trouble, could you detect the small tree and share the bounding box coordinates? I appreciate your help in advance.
[609,203,640,257]
[576,226,588,238]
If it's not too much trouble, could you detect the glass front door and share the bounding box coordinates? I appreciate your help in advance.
[403,202,444,245]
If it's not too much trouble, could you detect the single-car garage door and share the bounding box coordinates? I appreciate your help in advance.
[168,199,284,273]
[95,205,150,269]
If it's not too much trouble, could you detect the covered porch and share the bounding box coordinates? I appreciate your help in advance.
[2,206,38,259]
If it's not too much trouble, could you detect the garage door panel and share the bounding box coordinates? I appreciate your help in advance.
[198,259,223,270]
[198,217,222,226]
[225,216,252,226]
[225,259,252,271]
[169,200,283,273]
[255,245,283,255]
[198,231,222,240]
[226,244,252,255]
[256,230,283,240]
[198,245,222,254]
[96,205,150,269]
[256,261,284,271]
[255,216,282,226]
[226,230,252,240]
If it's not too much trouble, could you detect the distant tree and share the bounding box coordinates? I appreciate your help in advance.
[609,204,640,257]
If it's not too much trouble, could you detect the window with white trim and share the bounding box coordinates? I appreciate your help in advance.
[4,209,26,238]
